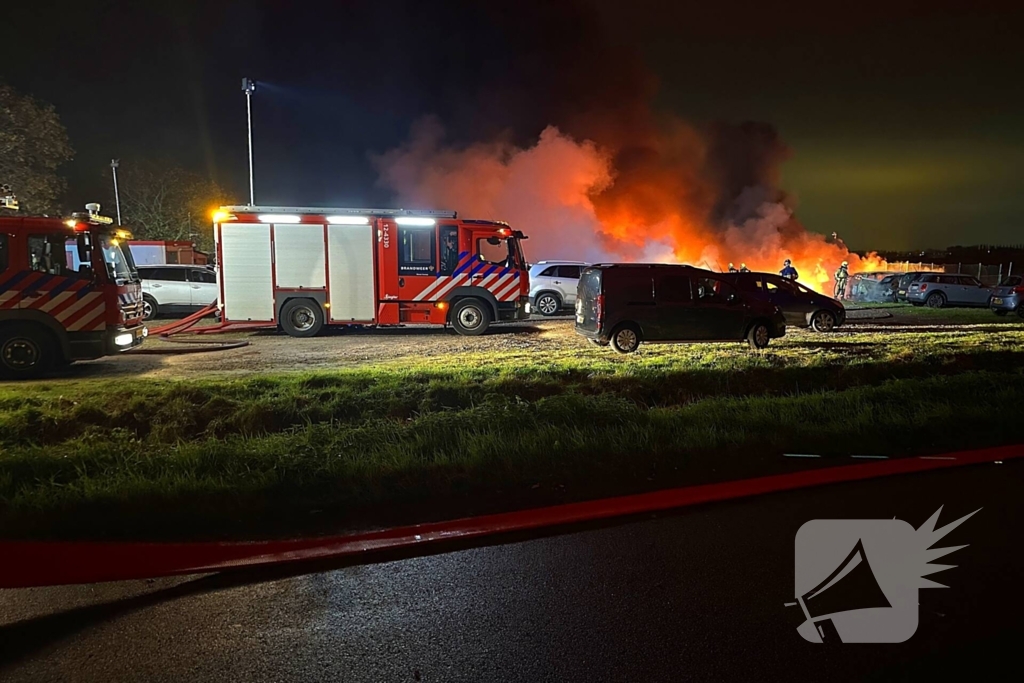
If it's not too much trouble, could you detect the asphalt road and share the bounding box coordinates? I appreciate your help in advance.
[2,460,1021,682]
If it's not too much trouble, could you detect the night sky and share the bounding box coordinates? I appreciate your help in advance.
[4,0,1023,251]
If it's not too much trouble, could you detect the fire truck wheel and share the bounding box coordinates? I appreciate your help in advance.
[0,324,56,379]
[280,299,325,337]
[450,298,492,336]
[142,295,158,321]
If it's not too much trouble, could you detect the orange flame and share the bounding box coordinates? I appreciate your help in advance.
[375,120,891,296]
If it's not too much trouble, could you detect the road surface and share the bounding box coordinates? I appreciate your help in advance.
[2,460,1021,681]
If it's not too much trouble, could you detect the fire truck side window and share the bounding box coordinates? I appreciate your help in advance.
[477,237,510,267]
[438,225,459,276]
[398,227,435,275]
[27,234,72,276]
[0,234,8,273]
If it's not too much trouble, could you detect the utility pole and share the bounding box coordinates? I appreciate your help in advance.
[110,159,122,225]
[242,78,257,206]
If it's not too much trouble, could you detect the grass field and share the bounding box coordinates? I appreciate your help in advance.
[1,310,1023,539]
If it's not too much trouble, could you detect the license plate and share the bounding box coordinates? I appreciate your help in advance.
[576,313,584,323]
[992,297,1003,305]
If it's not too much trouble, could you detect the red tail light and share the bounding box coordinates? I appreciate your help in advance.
[1014,285,1024,294]
[595,294,604,328]
[920,284,928,291]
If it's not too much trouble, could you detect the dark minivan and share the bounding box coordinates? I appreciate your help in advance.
[574,264,787,353]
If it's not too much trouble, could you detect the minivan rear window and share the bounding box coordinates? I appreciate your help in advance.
[579,269,601,299]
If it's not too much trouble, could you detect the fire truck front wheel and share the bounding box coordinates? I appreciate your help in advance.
[0,324,57,379]
[280,299,325,337]
[450,298,492,336]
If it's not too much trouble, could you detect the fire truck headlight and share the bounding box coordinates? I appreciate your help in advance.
[114,333,134,347]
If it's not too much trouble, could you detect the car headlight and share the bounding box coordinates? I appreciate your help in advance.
[114,333,134,347]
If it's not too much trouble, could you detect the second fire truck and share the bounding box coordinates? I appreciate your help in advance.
[0,193,146,379]
[212,206,530,336]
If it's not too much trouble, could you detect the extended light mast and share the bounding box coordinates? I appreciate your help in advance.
[242,78,257,206]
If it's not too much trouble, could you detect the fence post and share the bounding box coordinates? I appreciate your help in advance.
[999,264,1003,283]
[1010,262,1014,278]
[978,263,982,279]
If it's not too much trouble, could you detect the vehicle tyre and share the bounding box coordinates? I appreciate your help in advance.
[450,298,492,336]
[610,324,641,354]
[994,309,1008,317]
[280,298,325,337]
[0,324,57,379]
[142,294,158,321]
[747,321,772,350]
[535,292,561,317]
[926,292,946,308]
[810,310,837,332]
[587,338,609,347]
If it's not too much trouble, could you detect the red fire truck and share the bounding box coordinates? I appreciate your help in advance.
[213,206,530,336]
[0,196,147,379]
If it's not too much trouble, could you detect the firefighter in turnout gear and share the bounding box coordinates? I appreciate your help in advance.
[739,263,750,272]
[780,259,799,280]
[834,261,849,299]
[728,263,738,272]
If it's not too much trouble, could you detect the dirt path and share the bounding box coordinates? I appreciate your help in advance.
[43,310,1021,381]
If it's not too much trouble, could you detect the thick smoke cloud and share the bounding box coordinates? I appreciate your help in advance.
[372,0,885,288]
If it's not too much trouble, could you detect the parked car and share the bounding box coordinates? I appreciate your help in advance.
[849,271,898,303]
[574,264,787,353]
[896,272,929,302]
[906,273,992,308]
[528,261,587,316]
[989,275,1024,318]
[722,271,846,331]
[138,264,218,321]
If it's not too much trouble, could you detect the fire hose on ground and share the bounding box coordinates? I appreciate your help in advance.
[129,304,254,354]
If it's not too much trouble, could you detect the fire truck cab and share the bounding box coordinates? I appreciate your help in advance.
[0,196,146,379]
[213,206,530,336]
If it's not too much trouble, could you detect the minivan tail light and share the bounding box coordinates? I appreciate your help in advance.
[596,294,604,328]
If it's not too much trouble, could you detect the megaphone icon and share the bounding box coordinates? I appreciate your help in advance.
[796,538,891,642]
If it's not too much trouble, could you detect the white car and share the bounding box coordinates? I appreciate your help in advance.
[138,264,218,321]
[528,261,588,316]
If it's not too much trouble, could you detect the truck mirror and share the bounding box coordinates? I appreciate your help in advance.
[486,237,501,245]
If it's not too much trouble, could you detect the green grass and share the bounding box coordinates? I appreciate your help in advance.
[2,325,1023,539]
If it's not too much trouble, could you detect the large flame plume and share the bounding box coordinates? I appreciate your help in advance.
[374,116,886,294]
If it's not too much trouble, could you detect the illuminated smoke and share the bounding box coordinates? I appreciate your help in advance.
[374,115,886,292]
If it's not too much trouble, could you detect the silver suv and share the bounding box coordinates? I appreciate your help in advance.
[906,273,992,308]
[528,261,587,316]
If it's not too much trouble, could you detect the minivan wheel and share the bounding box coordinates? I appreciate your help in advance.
[810,310,837,332]
[535,292,561,316]
[610,324,641,354]
[926,292,945,308]
[747,322,771,350]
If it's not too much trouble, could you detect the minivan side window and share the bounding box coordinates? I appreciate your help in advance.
[557,265,582,279]
[539,266,558,277]
[155,268,188,282]
[656,275,691,303]
[693,276,735,303]
[189,268,217,284]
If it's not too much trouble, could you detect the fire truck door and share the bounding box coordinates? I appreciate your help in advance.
[392,222,439,301]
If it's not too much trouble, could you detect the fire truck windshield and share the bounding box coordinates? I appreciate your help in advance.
[98,233,138,284]
[477,235,526,269]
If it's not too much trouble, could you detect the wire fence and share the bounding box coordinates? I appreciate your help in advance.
[883,261,1018,286]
